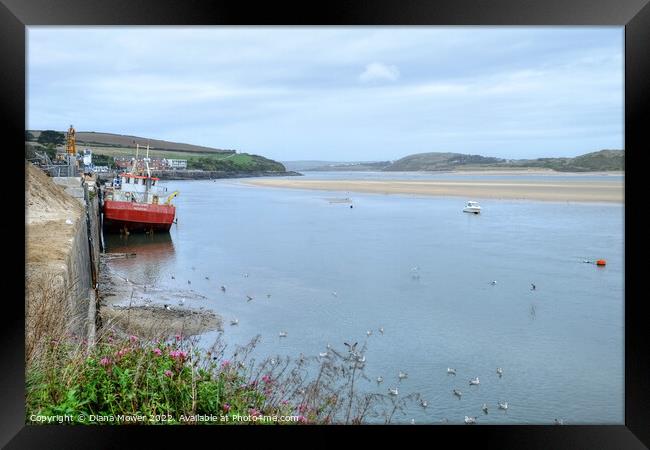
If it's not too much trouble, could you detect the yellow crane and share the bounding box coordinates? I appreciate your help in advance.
[66,125,76,155]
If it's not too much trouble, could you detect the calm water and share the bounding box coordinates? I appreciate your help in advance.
[104,172,624,425]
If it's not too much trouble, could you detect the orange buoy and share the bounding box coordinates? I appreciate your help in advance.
[596,259,607,266]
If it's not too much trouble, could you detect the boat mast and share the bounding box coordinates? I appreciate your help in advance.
[131,143,140,175]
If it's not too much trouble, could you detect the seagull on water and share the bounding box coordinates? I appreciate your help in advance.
[187,280,191,285]
[205,276,209,280]
[531,283,536,290]
[279,331,288,338]
[482,403,489,414]
[376,376,383,384]
[230,318,239,326]
[220,285,226,292]
[388,388,399,396]
[164,304,172,311]
[246,295,254,302]
[498,401,509,410]
[469,377,480,386]
[496,367,503,377]
[464,416,477,424]
[179,298,185,306]
[420,399,428,408]
[398,371,408,380]
[491,280,497,285]
[366,330,372,336]
[447,368,457,375]
[171,275,175,280]
[378,327,384,335]
[453,389,462,398]
[319,352,329,358]
[554,418,564,425]
[243,273,249,278]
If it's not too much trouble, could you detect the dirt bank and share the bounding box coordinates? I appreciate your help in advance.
[25,162,91,365]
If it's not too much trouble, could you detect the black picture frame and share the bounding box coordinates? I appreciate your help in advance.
[5,0,648,448]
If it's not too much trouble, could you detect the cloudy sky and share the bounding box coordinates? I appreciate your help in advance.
[27,27,623,161]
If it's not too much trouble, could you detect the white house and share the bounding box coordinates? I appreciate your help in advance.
[165,159,187,170]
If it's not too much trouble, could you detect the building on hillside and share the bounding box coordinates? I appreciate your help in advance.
[165,159,187,170]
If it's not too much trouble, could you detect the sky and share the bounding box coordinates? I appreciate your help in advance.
[27,27,624,162]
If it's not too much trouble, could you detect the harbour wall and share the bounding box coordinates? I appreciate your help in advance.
[25,162,101,363]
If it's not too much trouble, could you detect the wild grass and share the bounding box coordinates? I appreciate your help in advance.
[26,272,85,368]
[26,327,420,425]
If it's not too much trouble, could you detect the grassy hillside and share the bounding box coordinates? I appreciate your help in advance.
[385,152,505,171]
[505,150,624,172]
[27,131,288,173]
[377,150,623,172]
[28,130,235,155]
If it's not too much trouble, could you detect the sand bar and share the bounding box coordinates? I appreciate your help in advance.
[243,179,624,203]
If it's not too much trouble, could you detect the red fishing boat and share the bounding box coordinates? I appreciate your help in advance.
[102,145,179,234]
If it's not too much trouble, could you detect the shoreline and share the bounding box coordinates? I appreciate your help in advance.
[98,258,222,338]
[242,178,624,203]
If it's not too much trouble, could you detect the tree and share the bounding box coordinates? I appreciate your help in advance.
[37,130,65,146]
[25,130,35,141]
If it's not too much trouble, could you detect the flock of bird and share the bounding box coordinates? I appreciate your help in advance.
[118,266,564,425]
[446,366,511,424]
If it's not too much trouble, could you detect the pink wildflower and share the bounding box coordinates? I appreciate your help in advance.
[249,408,261,417]
[261,374,272,384]
[164,370,173,378]
[223,403,231,413]
[221,360,231,368]
[175,334,182,341]
[297,415,307,424]
[129,335,138,343]
[100,357,111,367]
[152,348,162,356]
[169,350,187,361]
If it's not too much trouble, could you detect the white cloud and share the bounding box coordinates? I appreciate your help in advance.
[358,62,400,83]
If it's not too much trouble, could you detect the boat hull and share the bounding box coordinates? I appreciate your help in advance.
[103,200,175,233]
[463,208,481,214]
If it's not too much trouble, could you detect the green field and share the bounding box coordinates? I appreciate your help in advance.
[80,145,234,161]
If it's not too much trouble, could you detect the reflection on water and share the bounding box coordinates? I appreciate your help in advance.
[103,233,176,285]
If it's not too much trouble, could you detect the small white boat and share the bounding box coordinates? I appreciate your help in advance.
[469,377,480,386]
[463,200,481,214]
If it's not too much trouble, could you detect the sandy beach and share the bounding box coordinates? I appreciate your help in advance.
[243,178,624,203]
